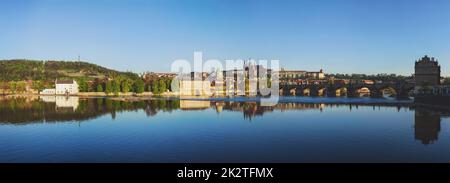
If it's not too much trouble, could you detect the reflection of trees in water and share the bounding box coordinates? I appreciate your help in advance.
[0,97,417,124]
[2,96,450,145]
[0,97,180,125]
[145,99,179,117]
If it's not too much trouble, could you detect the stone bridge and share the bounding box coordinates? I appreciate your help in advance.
[279,82,415,98]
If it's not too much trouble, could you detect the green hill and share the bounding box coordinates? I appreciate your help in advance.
[0,59,139,81]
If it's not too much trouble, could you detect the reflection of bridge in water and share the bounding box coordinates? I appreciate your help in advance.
[211,101,449,145]
[211,101,408,120]
[1,96,449,145]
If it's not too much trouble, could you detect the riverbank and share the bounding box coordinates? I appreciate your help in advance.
[1,92,188,102]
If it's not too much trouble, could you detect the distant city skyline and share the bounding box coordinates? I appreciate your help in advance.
[1,0,450,76]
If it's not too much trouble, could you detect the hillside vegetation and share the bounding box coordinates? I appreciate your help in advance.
[0,59,173,94]
[0,59,139,81]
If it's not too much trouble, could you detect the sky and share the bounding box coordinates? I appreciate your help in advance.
[1,0,450,76]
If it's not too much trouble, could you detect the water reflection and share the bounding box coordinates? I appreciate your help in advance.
[40,96,79,111]
[414,108,450,145]
[180,100,210,110]
[0,96,449,146]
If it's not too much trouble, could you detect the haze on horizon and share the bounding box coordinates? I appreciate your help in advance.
[1,0,450,76]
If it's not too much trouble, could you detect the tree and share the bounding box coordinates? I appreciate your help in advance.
[146,84,151,92]
[164,78,172,91]
[444,77,450,85]
[9,82,17,94]
[76,78,89,92]
[97,84,103,92]
[16,81,26,93]
[121,80,131,93]
[134,79,145,94]
[158,79,167,93]
[113,80,121,95]
[105,81,112,94]
[152,80,160,94]
[32,81,45,92]
[0,81,9,95]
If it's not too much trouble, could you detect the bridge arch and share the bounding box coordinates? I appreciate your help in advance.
[378,86,397,98]
[279,82,416,98]
[279,87,289,96]
[317,87,327,97]
[356,87,371,97]
[289,88,297,96]
[335,87,348,97]
[303,87,311,96]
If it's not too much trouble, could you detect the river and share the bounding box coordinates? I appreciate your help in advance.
[0,96,449,162]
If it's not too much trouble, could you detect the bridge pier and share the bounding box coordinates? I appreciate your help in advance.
[295,87,304,96]
[326,86,337,97]
[283,88,291,96]
[346,87,357,98]
[370,89,383,98]
[396,89,411,99]
[309,87,319,97]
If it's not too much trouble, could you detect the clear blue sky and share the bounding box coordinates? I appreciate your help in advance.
[1,0,449,76]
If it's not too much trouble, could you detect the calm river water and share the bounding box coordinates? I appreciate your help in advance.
[0,96,449,163]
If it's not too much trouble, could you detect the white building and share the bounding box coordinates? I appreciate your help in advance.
[179,80,209,96]
[40,89,56,95]
[40,79,79,95]
[55,79,79,95]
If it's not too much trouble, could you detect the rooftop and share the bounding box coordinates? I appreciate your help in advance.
[56,80,75,84]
